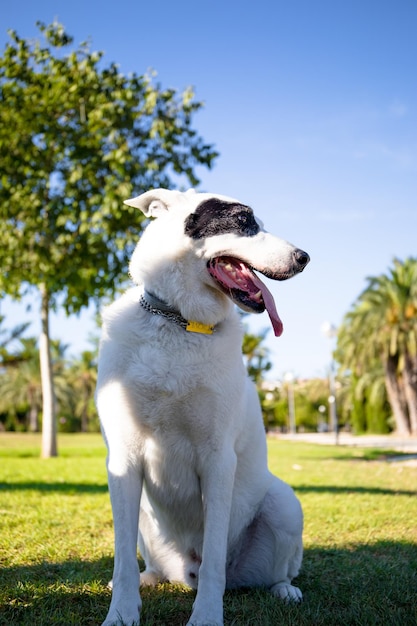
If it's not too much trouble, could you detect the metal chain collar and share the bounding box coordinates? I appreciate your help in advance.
[139,290,215,334]
[139,292,189,330]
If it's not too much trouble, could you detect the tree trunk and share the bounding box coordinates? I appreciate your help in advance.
[39,284,58,457]
[384,354,410,436]
[403,353,417,435]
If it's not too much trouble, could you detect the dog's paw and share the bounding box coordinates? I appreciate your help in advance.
[270,582,303,603]
[186,609,223,626]
[102,600,141,625]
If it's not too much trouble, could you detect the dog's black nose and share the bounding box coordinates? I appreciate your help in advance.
[293,249,310,269]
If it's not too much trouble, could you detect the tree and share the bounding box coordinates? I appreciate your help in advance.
[0,22,218,456]
[0,337,69,432]
[0,338,42,431]
[340,369,391,435]
[336,257,417,435]
[65,350,98,432]
[260,377,331,433]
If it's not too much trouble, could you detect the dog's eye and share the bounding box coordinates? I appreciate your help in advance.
[234,211,259,236]
[237,213,252,227]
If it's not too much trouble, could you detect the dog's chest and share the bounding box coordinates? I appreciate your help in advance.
[141,429,203,518]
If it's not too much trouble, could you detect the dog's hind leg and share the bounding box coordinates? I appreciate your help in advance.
[138,494,201,589]
[267,479,303,602]
[137,505,164,587]
[226,477,303,602]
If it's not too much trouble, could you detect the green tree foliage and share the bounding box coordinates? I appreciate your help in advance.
[336,257,417,435]
[0,21,218,456]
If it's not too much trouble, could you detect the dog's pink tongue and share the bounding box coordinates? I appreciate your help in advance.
[252,273,283,337]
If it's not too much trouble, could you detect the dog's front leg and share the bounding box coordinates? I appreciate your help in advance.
[187,448,237,626]
[102,457,143,626]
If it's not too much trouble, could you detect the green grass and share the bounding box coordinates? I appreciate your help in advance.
[1,433,416,625]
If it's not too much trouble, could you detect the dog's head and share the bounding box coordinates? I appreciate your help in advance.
[125,189,309,336]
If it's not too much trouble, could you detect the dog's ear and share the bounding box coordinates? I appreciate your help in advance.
[124,188,183,218]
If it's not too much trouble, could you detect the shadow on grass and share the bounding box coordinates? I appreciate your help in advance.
[295,484,417,497]
[0,556,115,626]
[0,481,108,494]
[0,556,194,626]
[299,447,417,463]
[1,541,417,625]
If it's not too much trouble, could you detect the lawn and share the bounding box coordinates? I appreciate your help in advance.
[0,433,416,625]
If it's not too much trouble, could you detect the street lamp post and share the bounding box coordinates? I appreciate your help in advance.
[321,322,339,444]
[318,404,327,432]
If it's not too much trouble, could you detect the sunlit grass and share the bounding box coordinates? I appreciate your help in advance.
[1,433,416,625]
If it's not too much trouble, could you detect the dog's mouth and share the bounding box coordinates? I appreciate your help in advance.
[208,256,283,337]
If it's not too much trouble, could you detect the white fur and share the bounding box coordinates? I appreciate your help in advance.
[97,189,304,626]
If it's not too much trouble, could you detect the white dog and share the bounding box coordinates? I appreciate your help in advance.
[96,188,309,626]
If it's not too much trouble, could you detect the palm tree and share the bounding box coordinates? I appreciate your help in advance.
[337,257,417,435]
[0,338,42,431]
[66,350,97,432]
[0,337,70,432]
[242,329,272,384]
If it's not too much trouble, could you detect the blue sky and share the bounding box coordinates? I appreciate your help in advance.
[1,0,417,379]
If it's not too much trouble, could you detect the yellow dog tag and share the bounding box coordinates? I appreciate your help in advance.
[186,320,214,334]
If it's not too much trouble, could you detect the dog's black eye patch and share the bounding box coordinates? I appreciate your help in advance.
[184,198,260,240]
